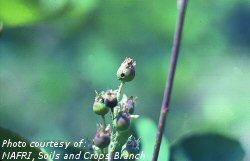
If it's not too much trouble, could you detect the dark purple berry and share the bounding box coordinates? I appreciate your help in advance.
[126,97,135,114]
[104,90,118,108]
[114,112,130,131]
[93,125,111,149]
[121,135,140,158]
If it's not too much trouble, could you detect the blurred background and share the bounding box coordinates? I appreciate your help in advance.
[0,0,250,160]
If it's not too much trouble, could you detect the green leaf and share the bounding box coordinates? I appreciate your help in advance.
[170,133,245,161]
[135,118,170,161]
[0,127,51,161]
[0,0,44,27]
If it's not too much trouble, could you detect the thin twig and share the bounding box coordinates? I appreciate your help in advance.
[152,0,188,161]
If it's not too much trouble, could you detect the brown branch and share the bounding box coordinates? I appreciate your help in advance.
[152,0,188,160]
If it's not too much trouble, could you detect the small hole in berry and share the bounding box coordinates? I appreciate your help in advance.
[121,73,125,78]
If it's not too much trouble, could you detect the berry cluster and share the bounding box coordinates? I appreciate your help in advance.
[91,58,140,160]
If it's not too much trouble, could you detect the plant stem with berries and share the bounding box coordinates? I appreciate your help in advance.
[92,58,139,161]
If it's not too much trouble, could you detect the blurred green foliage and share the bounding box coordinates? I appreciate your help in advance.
[136,118,169,160]
[1,0,250,160]
[0,127,49,161]
[170,133,245,161]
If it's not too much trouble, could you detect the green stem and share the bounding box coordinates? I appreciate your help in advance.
[102,115,106,131]
[111,108,115,120]
[108,82,124,161]
[101,148,105,161]
[108,132,120,161]
[117,82,125,101]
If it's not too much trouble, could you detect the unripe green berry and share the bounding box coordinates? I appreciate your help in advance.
[114,112,130,131]
[93,101,109,116]
[93,92,109,116]
[117,58,136,82]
